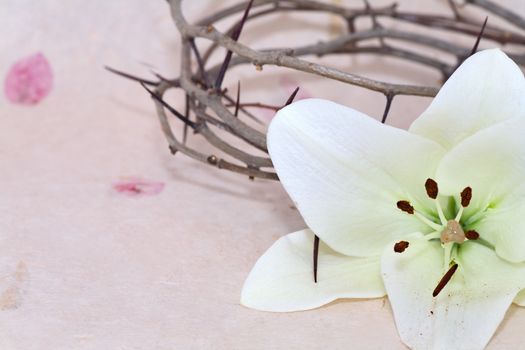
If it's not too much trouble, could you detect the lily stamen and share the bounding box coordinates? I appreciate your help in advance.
[433,263,459,297]
[465,230,480,240]
[454,206,464,222]
[461,187,473,207]
[397,200,414,214]
[455,187,473,222]
[415,212,442,231]
[434,200,447,226]
[425,178,438,199]
[396,200,442,230]
[394,240,409,253]
[443,242,453,270]
[424,231,441,240]
[425,178,447,225]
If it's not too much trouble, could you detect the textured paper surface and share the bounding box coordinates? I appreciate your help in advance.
[1,1,525,349]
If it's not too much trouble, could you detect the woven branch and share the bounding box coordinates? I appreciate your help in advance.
[110,0,525,180]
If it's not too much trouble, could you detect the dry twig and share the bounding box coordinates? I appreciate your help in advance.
[108,0,525,180]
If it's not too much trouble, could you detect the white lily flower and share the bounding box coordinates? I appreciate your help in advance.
[241,49,525,350]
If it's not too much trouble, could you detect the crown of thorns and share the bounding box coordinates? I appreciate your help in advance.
[108,0,525,181]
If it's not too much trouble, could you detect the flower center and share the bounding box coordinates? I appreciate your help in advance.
[394,178,483,297]
[441,220,465,244]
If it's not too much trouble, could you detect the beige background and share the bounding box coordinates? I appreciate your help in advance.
[2,1,525,349]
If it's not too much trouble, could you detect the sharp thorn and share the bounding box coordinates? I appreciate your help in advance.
[445,17,488,80]
[381,93,394,124]
[140,83,197,129]
[105,66,159,86]
[222,94,264,124]
[469,16,488,57]
[183,94,190,144]
[313,235,320,283]
[284,87,300,107]
[150,70,171,83]
[189,38,209,87]
[234,81,241,117]
[214,0,254,90]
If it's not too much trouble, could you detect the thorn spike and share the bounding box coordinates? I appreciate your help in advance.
[140,83,197,129]
[284,87,300,107]
[105,66,159,86]
[381,93,394,124]
[313,235,320,283]
[234,81,241,117]
[189,39,209,86]
[183,94,190,144]
[469,17,488,57]
[214,0,255,90]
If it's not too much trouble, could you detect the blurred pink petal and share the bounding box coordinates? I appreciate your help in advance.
[113,178,165,197]
[4,52,53,105]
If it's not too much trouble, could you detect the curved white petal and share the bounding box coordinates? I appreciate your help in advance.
[514,289,525,306]
[410,49,525,150]
[382,238,525,350]
[241,229,385,312]
[473,184,525,263]
[435,118,525,262]
[268,98,445,257]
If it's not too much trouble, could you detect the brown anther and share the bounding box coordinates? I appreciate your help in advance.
[396,200,414,214]
[465,230,480,240]
[433,263,459,297]
[207,155,218,165]
[461,187,472,207]
[394,241,409,253]
[255,64,263,71]
[425,178,439,199]
[206,24,214,33]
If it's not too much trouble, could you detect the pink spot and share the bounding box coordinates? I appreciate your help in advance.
[5,53,53,105]
[113,178,165,197]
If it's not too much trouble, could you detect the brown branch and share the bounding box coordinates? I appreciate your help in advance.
[467,0,525,30]
[222,92,264,124]
[115,0,525,180]
[173,8,440,96]
[225,102,281,111]
[390,12,525,45]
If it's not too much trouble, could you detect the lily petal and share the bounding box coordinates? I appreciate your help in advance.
[268,98,445,256]
[514,289,525,306]
[473,184,525,263]
[382,238,525,350]
[241,229,385,312]
[410,49,525,150]
[435,118,525,262]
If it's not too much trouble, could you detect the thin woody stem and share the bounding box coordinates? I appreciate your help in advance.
[113,0,525,180]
